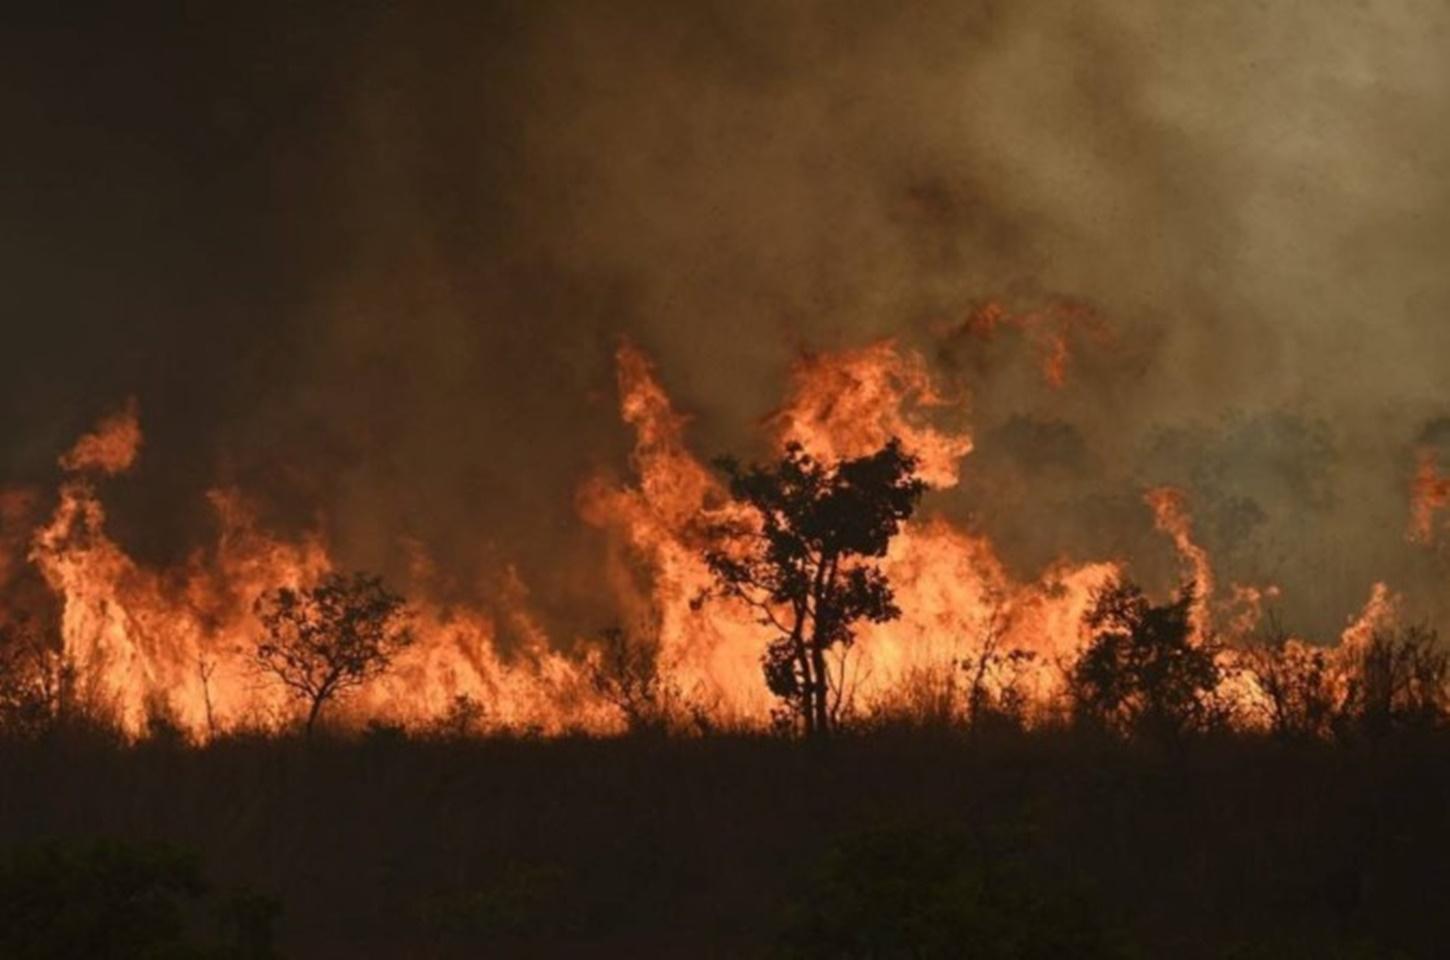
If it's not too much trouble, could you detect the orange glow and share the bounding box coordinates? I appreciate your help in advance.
[767,341,973,488]
[1144,486,1215,641]
[1409,448,1450,544]
[28,421,618,738]
[0,340,1422,738]
[583,339,1116,722]
[962,299,1104,390]
[1338,580,1399,653]
[58,398,142,475]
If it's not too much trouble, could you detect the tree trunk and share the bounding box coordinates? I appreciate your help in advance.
[305,696,325,738]
[803,555,835,737]
[809,554,841,736]
[809,642,830,734]
[787,596,816,737]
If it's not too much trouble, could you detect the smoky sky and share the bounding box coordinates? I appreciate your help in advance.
[4,1,1449,643]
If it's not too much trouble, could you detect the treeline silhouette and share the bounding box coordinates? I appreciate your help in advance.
[3,440,1450,956]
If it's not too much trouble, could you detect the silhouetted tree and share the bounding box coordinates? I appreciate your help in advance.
[1071,577,1221,739]
[703,439,925,736]
[252,572,414,736]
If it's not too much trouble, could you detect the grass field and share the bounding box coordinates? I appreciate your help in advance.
[3,725,1448,958]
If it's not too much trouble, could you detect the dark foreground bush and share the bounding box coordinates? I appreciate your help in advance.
[778,825,1129,959]
[0,839,279,960]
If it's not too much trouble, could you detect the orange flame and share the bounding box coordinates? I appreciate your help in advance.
[28,410,620,738]
[962,299,1103,390]
[1144,486,1215,641]
[582,339,1118,722]
[1338,580,1399,652]
[767,341,973,488]
[1409,448,1450,545]
[1,338,1425,738]
[59,398,142,475]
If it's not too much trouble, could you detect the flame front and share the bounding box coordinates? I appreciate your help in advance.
[0,340,1421,738]
[26,405,618,737]
[584,340,1118,721]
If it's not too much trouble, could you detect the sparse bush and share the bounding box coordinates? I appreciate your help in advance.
[361,718,409,746]
[0,622,76,739]
[866,661,969,729]
[1241,616,1340,740]
[1338,625,1449,739]
[427,693,487,739]
[143,691,191,747]
[965,644,1038,733]
[587,625,668,733]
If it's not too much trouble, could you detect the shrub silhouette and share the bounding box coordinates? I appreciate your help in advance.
[1070,577,1221,739]
[703,439,925,736]
[426,692,488,739]
[963,605,1036,732]
[1243,622,1450,741]
[1338,625,1449,740]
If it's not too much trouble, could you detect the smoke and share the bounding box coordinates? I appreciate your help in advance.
[5,1,1449,643]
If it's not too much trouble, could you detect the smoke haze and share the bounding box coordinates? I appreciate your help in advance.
[5,1,1449,642]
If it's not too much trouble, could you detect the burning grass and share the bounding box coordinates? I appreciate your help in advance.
[0,339,1432,743]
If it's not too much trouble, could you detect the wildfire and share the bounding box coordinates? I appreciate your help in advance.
[0,337,1423,739]
[24,405,619,738]
[585,339,1116,720]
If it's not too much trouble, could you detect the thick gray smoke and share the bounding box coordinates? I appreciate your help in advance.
[5,1,1448,642]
